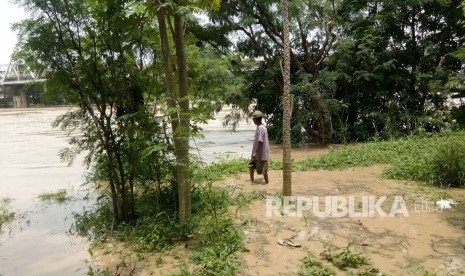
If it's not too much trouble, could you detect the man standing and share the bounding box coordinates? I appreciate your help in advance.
[249,110,270,184]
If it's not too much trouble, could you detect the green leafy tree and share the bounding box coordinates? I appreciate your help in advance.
[14,0,173,223]
[208,0,338,144]
[327,0,465,140]
[153,0,227,223]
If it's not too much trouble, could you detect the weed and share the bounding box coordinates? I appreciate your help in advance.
[38,189,70,203]
[299,250,334,276]
[155,255,164,267]
[321,242,368,270]
[233,190,267,217]
[191,182,243,275]
[0,197,15,231]
[358,265,385,276]
[175,263,191,276]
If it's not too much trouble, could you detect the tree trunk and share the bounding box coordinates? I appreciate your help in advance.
[282,0,292,196]
[173,3,191,223]
[157,2,191,223]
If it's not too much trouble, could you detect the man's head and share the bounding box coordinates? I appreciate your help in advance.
[251,110,264,125]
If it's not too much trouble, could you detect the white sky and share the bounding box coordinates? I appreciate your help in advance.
[0,1,27,65]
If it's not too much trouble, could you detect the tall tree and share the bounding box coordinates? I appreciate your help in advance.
[208,0,337,144]
[173,0,191,223]
[14,0,172,223]
[154,0,221,223]
[282,0,292,196]
[327,0,465,140]
[155,0,190,223]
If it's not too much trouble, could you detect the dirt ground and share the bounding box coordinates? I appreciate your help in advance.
[94,145,465,275]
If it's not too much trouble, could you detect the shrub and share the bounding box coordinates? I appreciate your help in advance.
[424,139,465,187]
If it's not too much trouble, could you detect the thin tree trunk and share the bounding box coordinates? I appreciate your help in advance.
[173,2,191,223]
[157,7,179,132]
[282,0,292,196]
[157,5,191,222]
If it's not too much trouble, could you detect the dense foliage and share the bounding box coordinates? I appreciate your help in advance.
[13,0,241,223]
[203,0,465,143]
[328,0,465,141]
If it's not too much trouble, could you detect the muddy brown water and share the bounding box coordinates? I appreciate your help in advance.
[0,107,256,275]
[0,108,92,275]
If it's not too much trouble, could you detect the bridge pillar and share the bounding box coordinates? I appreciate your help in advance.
[12,86,28,108]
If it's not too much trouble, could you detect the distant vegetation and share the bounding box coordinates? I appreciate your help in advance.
[38,189,71,204]
[0,198,15,232]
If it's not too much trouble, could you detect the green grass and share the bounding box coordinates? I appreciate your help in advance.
[321,242,369,270]
[0,197,15,231]
[294,131,465,187]
[75,180,245,275]
[198,131,465,188]
[299,250,334,276]
[38,189,71,203]
[294,135,433,171]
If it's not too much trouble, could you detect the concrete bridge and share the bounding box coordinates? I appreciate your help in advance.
[0,61,46,108]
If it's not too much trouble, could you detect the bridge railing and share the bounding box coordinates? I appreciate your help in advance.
[0,60,45,85]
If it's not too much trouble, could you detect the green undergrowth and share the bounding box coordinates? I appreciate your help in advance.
[295,131,465,187]
[202,131,465,188]
[75,181,245,275]
[38,189,71,203]
[300,243,384,276]
[0,197,15,232]
[192,158,282,183]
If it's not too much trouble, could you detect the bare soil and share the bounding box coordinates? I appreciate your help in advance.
[93,146,465,275]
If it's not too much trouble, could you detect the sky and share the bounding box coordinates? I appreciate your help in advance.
[0,1,27,65]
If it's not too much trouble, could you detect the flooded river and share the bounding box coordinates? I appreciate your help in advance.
[0,107,255,275]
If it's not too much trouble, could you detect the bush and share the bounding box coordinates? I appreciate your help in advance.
[292,131,465,188]
[423,139,465,187]
[385,134,465,187]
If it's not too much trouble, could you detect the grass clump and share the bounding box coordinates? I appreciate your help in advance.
[0,197,15,231]
[321,242,368,270]
[193,158,283,184]
[38,189,71,203]
[191,183,243,275]
[385,136,465,187]
[299,250,334,276]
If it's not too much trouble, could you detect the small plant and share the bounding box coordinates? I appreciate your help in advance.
[38,189,70,203]
[155,255,164,267]
[299,250,334,276]
[425,139,465,187]
[190,182,244,275]
[0,197,15,231]
[358,265,385,276]
[321,242,368,270]
[233,190,267,217]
